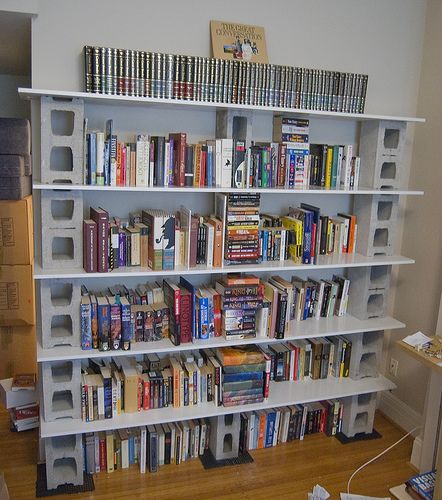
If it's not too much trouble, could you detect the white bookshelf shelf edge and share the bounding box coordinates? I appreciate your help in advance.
[18,88,425,123]
[39,375,396,438]
[37,315,404,362]
[31,183,425,196]
[33,254,415,280]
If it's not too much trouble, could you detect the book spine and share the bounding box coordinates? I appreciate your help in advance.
[80,300,92,350]
[83,220,97,273]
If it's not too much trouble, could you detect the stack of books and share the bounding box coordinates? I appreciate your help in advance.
[0,374,38,432]
[0,118,32,200]
[225,193,261,264]
[405,470,435,500]
[216,345,266,407]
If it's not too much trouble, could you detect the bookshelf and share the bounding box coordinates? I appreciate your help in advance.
[21,85,424,488]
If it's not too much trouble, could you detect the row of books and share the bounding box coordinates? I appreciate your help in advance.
[79,344,356,421]
[84,46,368,113]
[79,273,351,350]
[82,397,344,475]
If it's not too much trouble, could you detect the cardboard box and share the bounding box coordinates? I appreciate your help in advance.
[0,195,34,265]
[0,265,35,326]
[0,325,36,381]
[0,377,37,409]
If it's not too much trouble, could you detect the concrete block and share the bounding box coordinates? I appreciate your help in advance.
[45,434,84,489]
[216,109,254,145]
[41,227,83,270]
[40,97,84,185]
[347,266,391,320]
[209,413,241,460]
[341,392,377,437]
[41,360,82,422]
[41,190,83,230]
[353,195,399,256]
[39,280,81,348]
[359,120,407,189]
[346,331,383,380]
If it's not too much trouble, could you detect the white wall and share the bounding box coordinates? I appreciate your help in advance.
[387,0,442,414]
[30,0,433,415]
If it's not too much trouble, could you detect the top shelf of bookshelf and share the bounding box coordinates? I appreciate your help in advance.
[18,88,425,124]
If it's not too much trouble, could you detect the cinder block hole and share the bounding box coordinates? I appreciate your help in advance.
[224,414,234,426]
[50,282,73,307]
[50,146,73,172]
[367,293,384,318]
[359,353,378,378]
[370,267,388,288]
[362,331,382,348]
[223,433,233,453]
[373,228,389,248]
[52,236,74,261]
[358,393,373,406]
[380,162,396,180]
[51,110,74,136]
[51,360,73,383]
[232,116,248,141]
[51,315,73,341]
[354,412,369,429]
[383,129,400,149]
[51,199,74,221]
[52,390,73,412]
[377,201,393,221]
[52,457,77,482]
[51,434,77,451]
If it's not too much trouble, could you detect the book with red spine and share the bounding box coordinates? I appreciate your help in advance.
[83,219,97,273]
[178,287,192,343]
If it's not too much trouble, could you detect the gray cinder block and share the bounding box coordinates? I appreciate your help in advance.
[359,120,407,189]
[41,190,83,230]
[347,267,391,320]
[45,434,84,489]
[346,331,383,380]
[41,227,83,270]
[340,392,377,437]
[216,109,254,145]
[40,97,84,184]
[41,360,82,422]
[209,414,241,460]
[39,279,81,348]
[353,195,399,257]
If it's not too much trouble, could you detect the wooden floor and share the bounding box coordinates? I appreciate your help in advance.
[0,409,415,499]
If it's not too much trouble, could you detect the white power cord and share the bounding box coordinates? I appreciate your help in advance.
[347,425,421,494]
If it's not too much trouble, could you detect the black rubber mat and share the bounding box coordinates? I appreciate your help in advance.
[199,448,254,469]
[35,463,95,497]
[335,428,382,444]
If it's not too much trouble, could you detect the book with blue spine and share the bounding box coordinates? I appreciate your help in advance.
[89,132,97,185]
[223,371,264,383]
[120,296,131,350]
[197,292,209,340]
[265,410,277,447]
[80,295,92,350]
[97,295,110,351]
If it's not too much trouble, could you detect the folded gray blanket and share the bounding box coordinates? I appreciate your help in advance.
[0,118,31,155]
[0,175,31,199]
[0,154,31,176]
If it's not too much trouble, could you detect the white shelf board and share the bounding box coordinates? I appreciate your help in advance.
[37,315,404,362]
[32,183,425,196]
[39,375,396,437]
[18,88,425,123]
[33,253,415,280]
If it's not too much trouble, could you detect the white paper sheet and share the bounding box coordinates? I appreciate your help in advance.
[402,331,432,347]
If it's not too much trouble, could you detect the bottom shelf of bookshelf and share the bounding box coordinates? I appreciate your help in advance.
[40,375,395,438]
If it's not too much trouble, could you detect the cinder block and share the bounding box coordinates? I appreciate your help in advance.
[40,97,84,185]
[216,109,254,144]
[353,195,399,256]
[41,360,82,422]
[45,434,84,489]
[39,280,81,348]
[341,392,377,437]
[347,267,391,320]
[209,413,241,460]
[346,331,383,380]
[41,227,83,270]
[41,190,83,230]
[359,120,407,189]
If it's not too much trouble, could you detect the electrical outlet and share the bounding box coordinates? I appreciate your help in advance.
[389,358,399,377]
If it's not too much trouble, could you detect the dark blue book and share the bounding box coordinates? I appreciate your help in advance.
[265,410,277,447]
[223,371,264,383]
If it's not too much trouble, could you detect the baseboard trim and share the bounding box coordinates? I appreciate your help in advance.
[378,391,422,435]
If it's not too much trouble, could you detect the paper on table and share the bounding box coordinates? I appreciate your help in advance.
[308,485,330,499]
[402,331,432,347]
[340,494,390,500]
